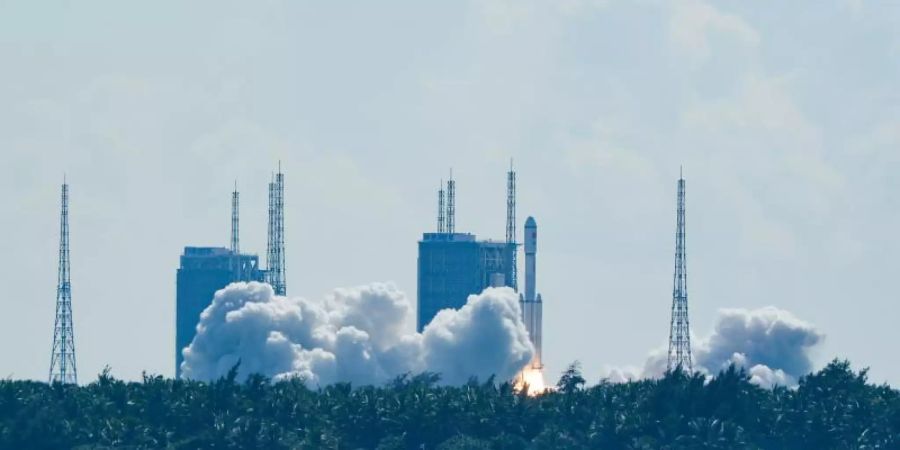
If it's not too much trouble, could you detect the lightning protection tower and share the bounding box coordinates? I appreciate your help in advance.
[437,180,445,233]
[231,182,240,254]
[667,169,692,373]
[267,164,286,295]
[267,174,275,281]
[50,178,77,384]
[230,182,242,281]
[506,160,517,291]
[446,171,456,234]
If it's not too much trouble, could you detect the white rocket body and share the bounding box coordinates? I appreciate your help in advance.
[520,216,543,369]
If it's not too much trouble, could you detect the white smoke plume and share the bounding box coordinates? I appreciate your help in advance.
[694,307,824,387]
[180,282,533,386]
[606,306,824,388]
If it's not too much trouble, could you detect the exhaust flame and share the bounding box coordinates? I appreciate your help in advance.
[515,367,548,396]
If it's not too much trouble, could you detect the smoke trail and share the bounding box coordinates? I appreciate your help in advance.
[180,282,533,386]
[605,306,824,388]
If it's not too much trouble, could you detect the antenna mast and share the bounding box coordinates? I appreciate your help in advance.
[231,182,240,254]
[437,180,445,233]
[506,160,517,290]
[230,182,241,281]
[446,171,455,234]
[266,174,275,286]
[50,179,77,384]
[667,170,692,373]
[267,163,286,295]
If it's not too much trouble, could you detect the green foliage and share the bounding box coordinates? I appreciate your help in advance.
[556,361,586,394]
[0,359,897,449]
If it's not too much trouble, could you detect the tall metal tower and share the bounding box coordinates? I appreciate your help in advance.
[267,174,275,280]
[667,169,692,373]
[506,160,518,291]
[446,171,456,234]
[437,180,446,233]
[267,164,286,295]
[49,179,77,384]
[230,182,241,281]
[231,182,240,254]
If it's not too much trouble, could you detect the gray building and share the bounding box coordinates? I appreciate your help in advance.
[175,246,264,378]
[416,233,516,331]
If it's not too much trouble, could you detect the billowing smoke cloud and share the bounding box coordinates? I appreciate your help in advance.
[694,307,824,387]
[607,306,824,388]
[181,282,533,386]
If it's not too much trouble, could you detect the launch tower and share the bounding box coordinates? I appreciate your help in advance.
[417,171,516,331]
[267,164,286,295]
[230,182,242,281]
[506,161,517,291]
[175,184,265,378]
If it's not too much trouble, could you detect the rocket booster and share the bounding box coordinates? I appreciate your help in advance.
[520,216,543,369]
[525,217,536,302]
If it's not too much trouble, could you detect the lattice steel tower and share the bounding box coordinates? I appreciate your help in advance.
[50,179,77,384]
[506,160,517,291]
[267,174,274,278]
[446,171,456,234]
[437,180,446,233]
[231,182,240,254]
[667,170,692,373]
[230,181,242,281]
[267,164,286,295]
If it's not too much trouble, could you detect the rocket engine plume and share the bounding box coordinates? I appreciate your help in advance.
[515,367,548,396]
[181,283,534,386]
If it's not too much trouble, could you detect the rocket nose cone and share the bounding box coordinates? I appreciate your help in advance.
[525,216,536,228]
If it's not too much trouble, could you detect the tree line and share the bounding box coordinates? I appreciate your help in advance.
[1,360,898,449]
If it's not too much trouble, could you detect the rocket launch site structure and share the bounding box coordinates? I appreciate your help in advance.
[417,171,518,331]
[667,170,693,372]
[49,179,78,384]
[417,165,545,376]
[176,164,286,377]
[267,164,287,296]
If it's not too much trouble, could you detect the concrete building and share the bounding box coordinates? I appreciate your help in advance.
[416,232,516,331]
[175,246,264,377]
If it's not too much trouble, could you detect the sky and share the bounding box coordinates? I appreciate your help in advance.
[2,0,900,385]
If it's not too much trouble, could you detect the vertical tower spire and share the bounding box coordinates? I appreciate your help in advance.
[50,178,77,384]
[231,181,239,254]
[267,163,286,295]
[446,170,455,234]
[667,170,692,373]
[437,180,445,233]
[230,181,242,281]
[266,174,275,285]
[506,159,517,290]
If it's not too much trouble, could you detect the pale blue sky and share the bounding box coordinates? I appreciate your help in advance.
[2,0,899,384]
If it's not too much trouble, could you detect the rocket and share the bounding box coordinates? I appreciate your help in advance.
[520,216,543,370]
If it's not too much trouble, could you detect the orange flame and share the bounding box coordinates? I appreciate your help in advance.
[515,367,548,396]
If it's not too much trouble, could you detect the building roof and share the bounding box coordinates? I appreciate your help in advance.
[183,247,231,257]
[421,233,476,242]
